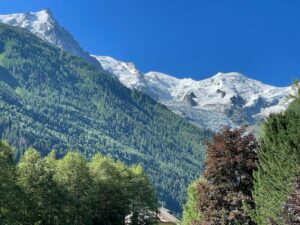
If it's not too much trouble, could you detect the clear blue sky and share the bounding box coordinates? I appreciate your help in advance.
[0,0,299,86]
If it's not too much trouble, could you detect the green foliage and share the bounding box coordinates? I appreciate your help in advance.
[55,152,93,225]
[0,141,158,225]
[88,154,130,224]
[0,23,212,212]
[127,165,158,225]
[17,148,63,224]
[182,177,203,225]
[0,141,20,224]
[248,99,300,225]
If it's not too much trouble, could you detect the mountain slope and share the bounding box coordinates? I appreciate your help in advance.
[0,9,101,69]
[0,24,211,212]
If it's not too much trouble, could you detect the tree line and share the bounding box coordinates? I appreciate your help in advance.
[182,81,300,225]
[0,143,157,225]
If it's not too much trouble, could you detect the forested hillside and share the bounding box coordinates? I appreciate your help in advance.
[0,23,212,212]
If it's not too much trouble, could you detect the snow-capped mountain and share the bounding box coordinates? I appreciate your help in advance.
[0,9,292,131]
[144,71,291,130]
[92,56,155,98]
[91,54,292,130]
[0,9,101,69]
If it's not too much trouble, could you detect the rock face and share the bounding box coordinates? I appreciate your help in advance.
[0,9,101,69]
[183,92,198,106]
[0,9,293,131]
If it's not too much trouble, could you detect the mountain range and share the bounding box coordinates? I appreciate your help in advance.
[95,55,291,130]
[0,9,294,213]
[0,9,292,131]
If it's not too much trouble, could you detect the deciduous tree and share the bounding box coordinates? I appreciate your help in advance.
[197,127,258,225]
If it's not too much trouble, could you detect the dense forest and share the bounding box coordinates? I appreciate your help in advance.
[182,82,300,225]
[0,141,158,225]
[0,23,212,212]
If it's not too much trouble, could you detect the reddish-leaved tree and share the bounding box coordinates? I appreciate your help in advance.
[284,170,300,225]
[197,127,258,225]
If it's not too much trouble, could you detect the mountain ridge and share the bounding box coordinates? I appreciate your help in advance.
[96,54,291,130]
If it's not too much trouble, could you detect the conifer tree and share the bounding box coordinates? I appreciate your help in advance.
[248,83,300,225]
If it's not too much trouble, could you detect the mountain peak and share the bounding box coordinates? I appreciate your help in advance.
[0,9,55,27]
[0,9,102,69]
[41,8,52,14]
[35,8,55,22]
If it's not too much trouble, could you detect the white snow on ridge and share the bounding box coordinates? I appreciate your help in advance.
[142,71,292,130]
[92,53,292,130]
[93,56,149,91]
[0,9,101,69]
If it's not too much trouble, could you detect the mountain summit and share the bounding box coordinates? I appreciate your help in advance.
[0,9,101,69]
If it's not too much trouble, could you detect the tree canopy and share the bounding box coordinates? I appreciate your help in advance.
[0,142,158,225]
